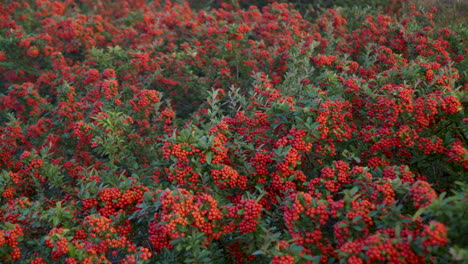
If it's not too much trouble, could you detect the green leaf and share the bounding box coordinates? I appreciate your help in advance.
[53,217,60,227]
[69,244,76,258]
[252,250,264,256]
[412,208,426,220]
[395,224,401,238]
[290,244,303,255]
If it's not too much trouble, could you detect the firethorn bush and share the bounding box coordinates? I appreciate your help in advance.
[0,0,467,263]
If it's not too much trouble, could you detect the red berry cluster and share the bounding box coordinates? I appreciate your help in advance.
[0,0,465,263]
[0,224,24,261]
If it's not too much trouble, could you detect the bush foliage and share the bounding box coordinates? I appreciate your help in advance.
[0,0,466,263]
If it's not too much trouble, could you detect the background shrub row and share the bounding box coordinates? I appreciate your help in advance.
[0,0,466,263]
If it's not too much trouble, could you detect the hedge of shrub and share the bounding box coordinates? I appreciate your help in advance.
[0,0,466,263]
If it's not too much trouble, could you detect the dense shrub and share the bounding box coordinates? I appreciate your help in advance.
[0,0,466,263]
